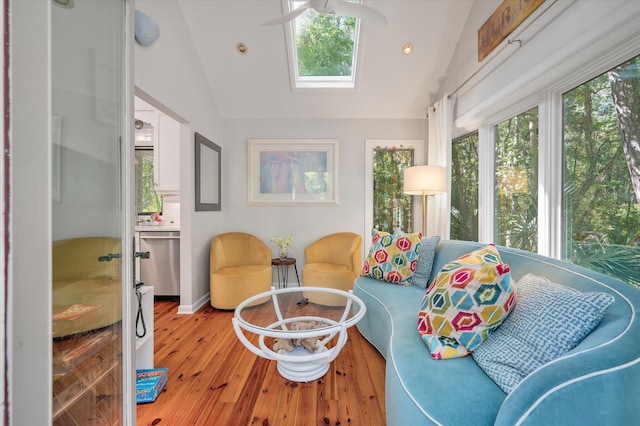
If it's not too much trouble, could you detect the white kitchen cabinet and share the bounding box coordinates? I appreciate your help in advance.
[134,108,180,194]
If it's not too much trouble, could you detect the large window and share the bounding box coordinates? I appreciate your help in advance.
[451,132,479,241]
[372,148,414,233]
[494,108,539,252]
[563,54,640,287]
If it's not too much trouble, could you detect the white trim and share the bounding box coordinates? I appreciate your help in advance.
[177,292,211,315]
[122,0,136,423]
[477,124,494,244]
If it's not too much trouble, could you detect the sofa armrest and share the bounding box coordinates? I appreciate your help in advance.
[496,334,640,425]
[495,285,640,425]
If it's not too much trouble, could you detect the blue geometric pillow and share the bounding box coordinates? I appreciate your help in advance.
[472,273,614,393]
[410,236,440,288]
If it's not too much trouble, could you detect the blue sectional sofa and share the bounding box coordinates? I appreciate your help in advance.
[354,240,640,426]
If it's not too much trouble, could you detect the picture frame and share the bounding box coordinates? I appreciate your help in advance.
[248,139,339,205]
[195,132,221,211]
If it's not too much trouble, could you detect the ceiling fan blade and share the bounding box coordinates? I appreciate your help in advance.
[263,2,311,26]
[331,0,388,27]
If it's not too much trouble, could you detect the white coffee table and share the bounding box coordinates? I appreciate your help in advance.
[232,286,366,382]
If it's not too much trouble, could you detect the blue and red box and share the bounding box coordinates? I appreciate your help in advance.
[136,368,168,404]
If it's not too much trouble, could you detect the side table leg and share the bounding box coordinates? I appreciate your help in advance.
[275,265,282,289]
[282,264,289,288]
[293,264,301,286]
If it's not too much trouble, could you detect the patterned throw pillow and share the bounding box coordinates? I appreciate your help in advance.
[472,273,615,393]
[417,244,517,359]
[361,229,422,285]
[411,236,441,288]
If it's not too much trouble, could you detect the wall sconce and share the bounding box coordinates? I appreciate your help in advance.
[403,165,446,235]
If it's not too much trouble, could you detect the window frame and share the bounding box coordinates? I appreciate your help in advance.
[281,0,363,91]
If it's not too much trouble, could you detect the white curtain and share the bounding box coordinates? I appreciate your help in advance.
[427,94,455,239]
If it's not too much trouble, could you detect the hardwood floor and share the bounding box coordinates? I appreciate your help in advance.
[136,299,387,425]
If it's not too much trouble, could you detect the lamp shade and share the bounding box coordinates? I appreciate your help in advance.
[403,165,446,195]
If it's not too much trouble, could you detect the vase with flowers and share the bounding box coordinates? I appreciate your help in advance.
[271,234,293,261]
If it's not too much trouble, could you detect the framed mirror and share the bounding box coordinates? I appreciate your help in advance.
[195,132,221,211]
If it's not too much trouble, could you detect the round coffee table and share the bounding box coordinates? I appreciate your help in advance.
[232,286,366,382]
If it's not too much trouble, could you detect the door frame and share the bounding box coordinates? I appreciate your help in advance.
[8,0,136,423]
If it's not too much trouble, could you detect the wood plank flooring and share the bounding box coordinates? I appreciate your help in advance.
[136,299,387,425]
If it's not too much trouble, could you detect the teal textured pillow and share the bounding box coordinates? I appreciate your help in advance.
[410,236,440,288]
[472,273,614,393]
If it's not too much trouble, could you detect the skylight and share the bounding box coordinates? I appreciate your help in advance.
[284,0,362,89]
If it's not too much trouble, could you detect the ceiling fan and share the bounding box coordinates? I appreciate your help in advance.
[263,0,388,27]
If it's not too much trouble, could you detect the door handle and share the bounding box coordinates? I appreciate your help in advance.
[140,236,180,240]
[98,253,122,262]
[135,251,151,259]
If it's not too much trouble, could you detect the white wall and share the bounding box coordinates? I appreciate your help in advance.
[135,1,427,293]
[223,118,426,284]
[440,0,640,133]
[135,0,223,311]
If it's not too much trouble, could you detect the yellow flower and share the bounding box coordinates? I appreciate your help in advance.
[270,234,293,249]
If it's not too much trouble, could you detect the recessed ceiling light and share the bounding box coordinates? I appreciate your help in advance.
[236,42,248,55]
[402,43,414,55]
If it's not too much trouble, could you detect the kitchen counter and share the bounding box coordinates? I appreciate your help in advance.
[135,224,180,232]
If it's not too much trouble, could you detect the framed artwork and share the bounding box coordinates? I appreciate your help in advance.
[248,139,339,205]
[477,0,545,61]
[195,132,221,211]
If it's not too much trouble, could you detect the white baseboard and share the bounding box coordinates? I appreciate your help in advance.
[177,292,210,314]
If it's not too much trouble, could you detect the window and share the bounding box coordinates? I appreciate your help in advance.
[494,107,539,252]
[135,149,162,214]
[451,132,479,241]
[563,54,640,287]
[372,147,415,233]
[287,0,361,89]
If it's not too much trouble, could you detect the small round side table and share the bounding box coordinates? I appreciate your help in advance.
[271,257,301,288]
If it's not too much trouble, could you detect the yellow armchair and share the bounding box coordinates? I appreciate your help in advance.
[303,232,363,306]
[52,236,122,338]
[210,232,272,309]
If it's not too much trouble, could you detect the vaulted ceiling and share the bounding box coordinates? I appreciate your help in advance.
[178,0,474,120]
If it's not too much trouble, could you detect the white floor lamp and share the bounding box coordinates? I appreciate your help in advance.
[403,165,446,235]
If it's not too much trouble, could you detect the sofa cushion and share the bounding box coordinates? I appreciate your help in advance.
[410,236,440,288]
[361,229,422,285]
[418,244,516,359]
[472,273,615,393]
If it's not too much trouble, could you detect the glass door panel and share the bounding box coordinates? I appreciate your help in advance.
[51,0,126,423]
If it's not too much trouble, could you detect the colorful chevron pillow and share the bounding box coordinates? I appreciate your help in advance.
[361,229,422,285]
[417,244,517,359]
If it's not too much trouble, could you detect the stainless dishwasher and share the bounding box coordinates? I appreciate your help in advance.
[139,231,180,296]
